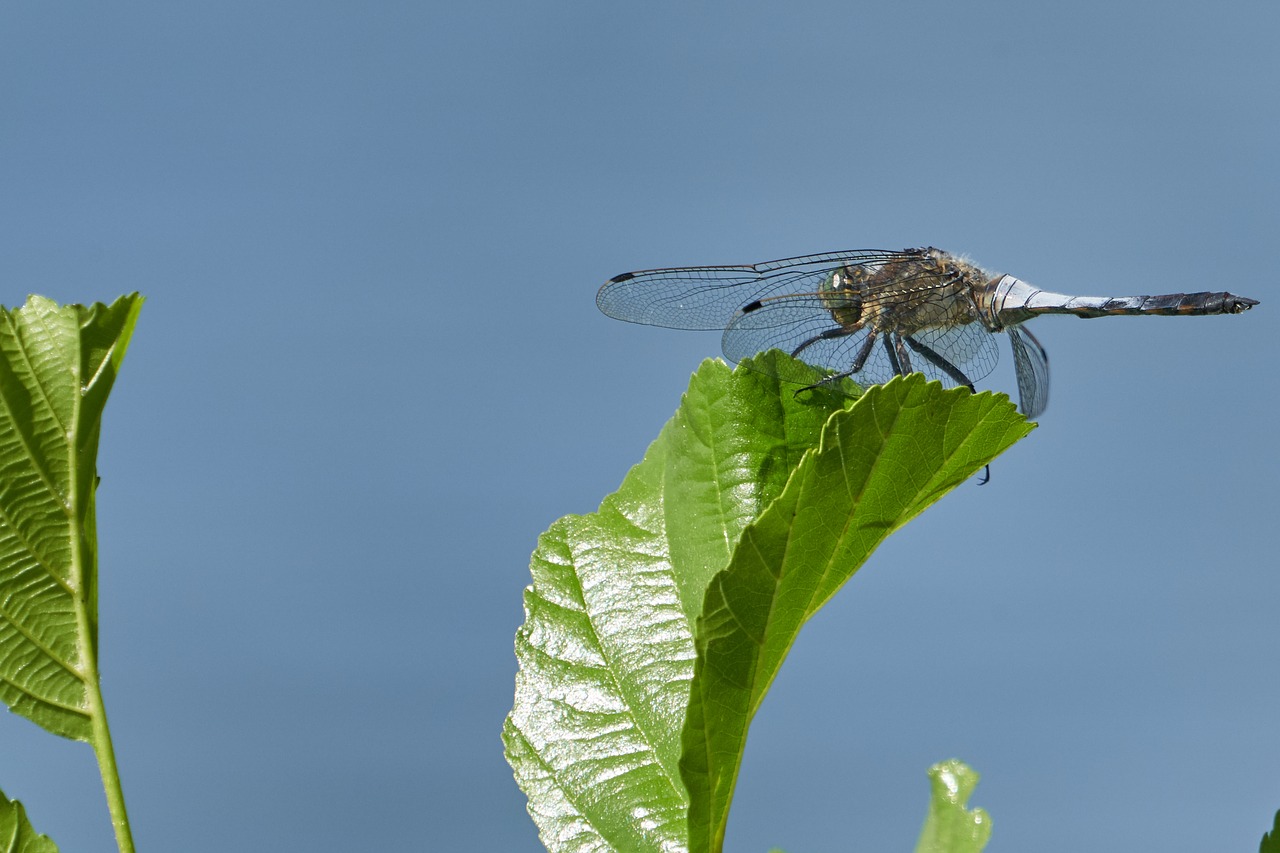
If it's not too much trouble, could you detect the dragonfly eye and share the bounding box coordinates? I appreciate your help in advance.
[824,293,863,326]
[820,270,864,326]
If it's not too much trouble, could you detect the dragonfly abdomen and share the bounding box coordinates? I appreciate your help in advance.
[1051,291,1258,318]
[987,274,1259,326]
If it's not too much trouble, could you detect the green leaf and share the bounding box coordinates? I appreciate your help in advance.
[505,355,1031,852]
[681,375,1031,851]
[0,790,59,852]
[0,294,142,740]
[913,760,992,853]
[504,357,851,853]
[1260,809,1280,853]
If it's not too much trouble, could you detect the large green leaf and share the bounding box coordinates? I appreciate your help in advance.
[681,375,1030,851]
[504,356,850,852]
[0,790,58,853]
[505,356,1031,852]
[0,294,142,740]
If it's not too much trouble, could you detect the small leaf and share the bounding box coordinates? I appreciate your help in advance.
[504,357,849,852]
[914,760,992,853]
[0,790,59,853]
[1260,809,1280,853]
[0,294,143,740]
[680,375,1031,851]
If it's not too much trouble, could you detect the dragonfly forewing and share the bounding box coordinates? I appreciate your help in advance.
[596,249,918,331]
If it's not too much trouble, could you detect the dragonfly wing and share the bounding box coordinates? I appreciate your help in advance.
[1007,324,1049,419]
[723,294,894,387]
[596,249,920,331]
[908,323,1001,387]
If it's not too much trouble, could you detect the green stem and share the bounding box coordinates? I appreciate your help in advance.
[89,683,135,853]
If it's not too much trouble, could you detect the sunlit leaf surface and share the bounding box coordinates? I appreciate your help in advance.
[0,294,142,740]
[504,356,848,852]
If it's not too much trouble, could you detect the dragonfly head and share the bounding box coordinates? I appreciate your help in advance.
[817,268,865,328]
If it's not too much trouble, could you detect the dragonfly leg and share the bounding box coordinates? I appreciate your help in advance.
[850,330,878,373]
[884,334,904,375]
[791,324,862,359]
[903,336,976,392]
[792,329,878,395]
[892,334,914,375]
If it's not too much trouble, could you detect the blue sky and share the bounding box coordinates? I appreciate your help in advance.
[1,2,1276,850]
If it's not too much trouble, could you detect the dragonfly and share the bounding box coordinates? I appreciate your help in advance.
[597,247,1259,419]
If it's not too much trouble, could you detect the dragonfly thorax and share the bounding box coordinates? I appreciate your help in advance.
[823,250,989,336]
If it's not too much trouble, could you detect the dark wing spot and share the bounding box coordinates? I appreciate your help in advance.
[608,272,636,283]
[742,299,764,313]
